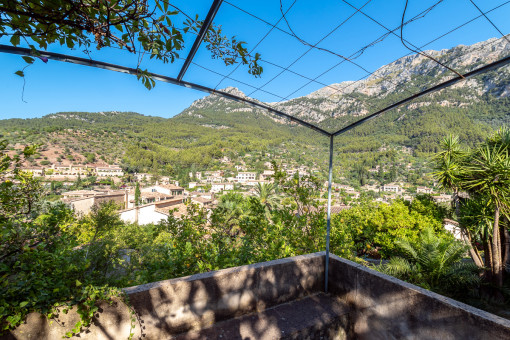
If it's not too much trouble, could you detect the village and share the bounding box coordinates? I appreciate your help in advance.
[18,158,452,226]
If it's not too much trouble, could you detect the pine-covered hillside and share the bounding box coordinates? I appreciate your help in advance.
[1,36,510,176]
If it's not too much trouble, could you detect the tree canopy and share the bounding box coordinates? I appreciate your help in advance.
[0,0,262,88]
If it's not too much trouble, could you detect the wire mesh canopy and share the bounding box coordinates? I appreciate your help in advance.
[2,0,510,292]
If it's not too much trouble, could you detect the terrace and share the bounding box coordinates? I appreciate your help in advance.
[7,252,510,339]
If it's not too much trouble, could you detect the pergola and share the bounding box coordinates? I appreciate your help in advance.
[2,0,510,293]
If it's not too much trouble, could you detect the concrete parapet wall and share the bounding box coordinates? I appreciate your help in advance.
[328,253,510,340]
[3,253,324,340]
[124,252,324,338]
[3,298,137,340]
[4,252,510,339]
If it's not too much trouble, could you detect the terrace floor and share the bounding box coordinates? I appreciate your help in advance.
[174,293,350,340]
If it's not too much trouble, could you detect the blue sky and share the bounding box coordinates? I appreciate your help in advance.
[1,0,509,119]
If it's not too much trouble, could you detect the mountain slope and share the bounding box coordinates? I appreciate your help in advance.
[1,36,509,176]
[177,36,510,150]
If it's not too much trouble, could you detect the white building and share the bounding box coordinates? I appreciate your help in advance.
[96,166,124,177]
[119,197,184,225]
[24,167,45,177]
[444,219,463,241]
[127,191,174,207]
[236,172,257,183]
[336,184,355,193]
[381,184,401,193]
[261,170,274,181]
[135,173,153,182]
[417,187,433,194]
[119,204,168,225]
[211,182,234,193]
[141,184,184,196]
[433,194,452,204]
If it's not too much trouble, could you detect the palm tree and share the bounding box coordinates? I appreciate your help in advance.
[432,135,464,216]
[463,142,510,287]
[489,127,510,274]
[254,182,280,219]
[213,193,247,236]
[432,135,484,268]
[459,194,496,273]
[381,228,480,296]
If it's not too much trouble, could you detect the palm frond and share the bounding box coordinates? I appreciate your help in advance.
[382,257,413,279]
[385,227,481,296]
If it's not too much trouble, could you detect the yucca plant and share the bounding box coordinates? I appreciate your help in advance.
[381,228,481,297]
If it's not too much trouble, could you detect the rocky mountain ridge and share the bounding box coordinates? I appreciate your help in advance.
[179,36,510,129]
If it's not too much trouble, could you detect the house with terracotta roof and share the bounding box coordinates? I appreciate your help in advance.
[119,196,205,224]
[63,190,128,215]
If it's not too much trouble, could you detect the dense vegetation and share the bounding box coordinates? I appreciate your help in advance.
[1,140,457,335]
[1,84,509,187]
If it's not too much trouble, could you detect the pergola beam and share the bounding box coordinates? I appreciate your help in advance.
[177,0,224,81]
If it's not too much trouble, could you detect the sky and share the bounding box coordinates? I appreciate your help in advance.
[1,0,509,120]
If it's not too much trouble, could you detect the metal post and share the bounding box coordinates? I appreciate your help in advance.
[177,0,224,81]
[325,135,334,293]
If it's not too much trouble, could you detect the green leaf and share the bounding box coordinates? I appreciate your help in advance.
[144,79,151,90]
[10,34,20,46]
[14,70,24,77]
[19,301,29,307]
[75,279,82,287]
[22,56,35,64]
[66,38,75,49]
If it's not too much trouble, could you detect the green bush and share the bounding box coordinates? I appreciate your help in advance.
[380,228,480,298]
[332,195,448,258]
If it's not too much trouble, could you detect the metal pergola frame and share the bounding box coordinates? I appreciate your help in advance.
[3,0,510,294]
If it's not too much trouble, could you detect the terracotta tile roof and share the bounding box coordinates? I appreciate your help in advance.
[155,204,189,219]
[159,184,184,190]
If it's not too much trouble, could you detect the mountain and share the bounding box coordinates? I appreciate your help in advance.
[180,37,510,132]
[1,36,510,179]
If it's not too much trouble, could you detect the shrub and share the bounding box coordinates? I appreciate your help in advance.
[380,228,480,297]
